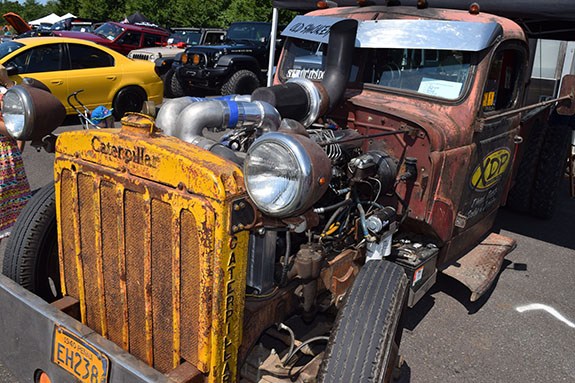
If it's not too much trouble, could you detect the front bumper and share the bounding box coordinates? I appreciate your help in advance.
[175,64,230,89]
[0,274,171,383]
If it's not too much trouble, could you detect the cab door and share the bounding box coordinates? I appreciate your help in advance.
[64,43,119,113]
[5,42,68,102]
[456,43,528,231]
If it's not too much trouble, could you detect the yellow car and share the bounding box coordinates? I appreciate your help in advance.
[0,36,163,117]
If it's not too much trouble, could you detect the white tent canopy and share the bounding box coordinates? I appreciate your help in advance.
[59,13,77,20]
[28,13,77,26]
[29,13,61,26]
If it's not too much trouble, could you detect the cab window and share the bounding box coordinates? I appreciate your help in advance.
[8,44,63,73]
[362,48,472,100]
[118,31,142,46]
[143,33,163,47]
[482,48,525,112]
[68,44,114,69]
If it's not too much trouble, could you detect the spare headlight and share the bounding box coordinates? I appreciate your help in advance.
[3,89,29,139]
[244,131,331,218]
[2,84,66,141]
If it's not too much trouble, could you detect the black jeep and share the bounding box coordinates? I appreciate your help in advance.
[166,21,279,97]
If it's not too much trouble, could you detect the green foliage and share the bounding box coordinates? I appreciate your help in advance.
[0,0,300,32]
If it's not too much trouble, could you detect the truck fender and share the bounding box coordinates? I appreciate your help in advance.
[154,57,174,69]
[217,54,260,71]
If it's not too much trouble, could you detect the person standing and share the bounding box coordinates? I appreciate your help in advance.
[0,65,31,240]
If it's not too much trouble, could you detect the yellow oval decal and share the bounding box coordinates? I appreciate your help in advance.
[471,148,511,191]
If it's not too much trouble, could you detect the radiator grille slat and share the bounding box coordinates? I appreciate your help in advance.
[151,199,175,372]
[100,181,124,345]
[78,174,102,334]
[124,190,148,364]
[60,169,78,299]
[180,210,201,366]
[60,170,205,374]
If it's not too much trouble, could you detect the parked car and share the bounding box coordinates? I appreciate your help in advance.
[3,12,102,39]
[0,36,163,118]
[50,17,101,33]
[128,27,225,80]
[167,21,281,97]
[53,21,170,55]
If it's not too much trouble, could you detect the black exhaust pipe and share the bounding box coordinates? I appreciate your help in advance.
[251,18,358,126]
[321,18,358,112]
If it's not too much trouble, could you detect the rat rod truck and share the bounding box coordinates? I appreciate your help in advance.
[1,1,575,383]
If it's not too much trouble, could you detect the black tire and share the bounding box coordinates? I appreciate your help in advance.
[2,182,61,302]
[530,118,572,219]
[221,69,260,95]
[166,68,184,98]
[318,261,408,383]
[112,86,147,120]
[506,116,548,213]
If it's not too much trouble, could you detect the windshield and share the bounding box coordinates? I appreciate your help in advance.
[170,31,202,45]
[94,23,124,41]
[227,23,270,43]
[280,38,473,101]
[0,41,24,61]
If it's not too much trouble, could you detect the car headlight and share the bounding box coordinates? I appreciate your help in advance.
[2,84,66,141]
[244,131,331,218]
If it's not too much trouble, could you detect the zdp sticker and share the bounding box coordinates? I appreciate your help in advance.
[471,148,511,191]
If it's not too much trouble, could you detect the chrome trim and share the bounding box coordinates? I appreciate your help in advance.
[283,15,502,52]
[287,77,321,127]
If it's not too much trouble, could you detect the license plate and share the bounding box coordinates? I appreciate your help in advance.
[52,325,110,383]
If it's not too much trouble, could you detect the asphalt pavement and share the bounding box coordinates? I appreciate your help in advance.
[1,119,574,382]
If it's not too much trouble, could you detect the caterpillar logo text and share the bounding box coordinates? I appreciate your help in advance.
[471,148,511,191]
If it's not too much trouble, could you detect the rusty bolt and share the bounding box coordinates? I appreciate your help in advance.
[233,204,241,211]
[232,225,238,232]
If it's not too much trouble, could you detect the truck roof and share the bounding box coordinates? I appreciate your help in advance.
[274,0,575,40]
[304,5,526,43]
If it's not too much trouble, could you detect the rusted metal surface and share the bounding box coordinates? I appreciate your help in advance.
[166,362,206,383]
[240,285,300,364]
[319,249,360,308]
[50,296,80,319]
[441,232,516,301]
[54,118,250,381]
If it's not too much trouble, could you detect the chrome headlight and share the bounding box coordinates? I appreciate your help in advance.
[3,87,32,140]
[244,131,331,218]
[2,84,66,141]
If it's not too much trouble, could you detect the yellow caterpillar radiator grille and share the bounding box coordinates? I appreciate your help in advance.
[54,121,249,382]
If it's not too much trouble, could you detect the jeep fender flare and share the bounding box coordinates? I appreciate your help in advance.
[154,57,174,68]
[216,54,260,72]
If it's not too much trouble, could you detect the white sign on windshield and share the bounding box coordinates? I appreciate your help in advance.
[282,16,345,44]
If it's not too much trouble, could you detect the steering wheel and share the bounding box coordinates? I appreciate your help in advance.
[378,63,401,86]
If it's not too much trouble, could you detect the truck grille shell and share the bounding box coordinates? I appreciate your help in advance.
[54,122,248,380]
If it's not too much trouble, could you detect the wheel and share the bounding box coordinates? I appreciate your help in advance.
[530,115,572,219]
[2,182,61,302]
[318,260,408,383]
[221,69,260,95]
[112,86,147,120]
[166,68,184,98]
[506,116,548,213]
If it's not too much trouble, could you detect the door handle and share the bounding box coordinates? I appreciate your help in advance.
[50,80,63,85]
[106,76,117,80]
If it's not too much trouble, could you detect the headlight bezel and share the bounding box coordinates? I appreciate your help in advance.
[1,84,66,142]
[244,131,331,218]
[3,85,35,140]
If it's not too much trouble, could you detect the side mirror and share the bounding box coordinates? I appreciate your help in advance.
[5,64,18,76]
[556,75,575,116]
